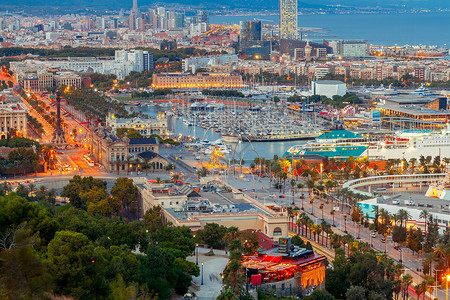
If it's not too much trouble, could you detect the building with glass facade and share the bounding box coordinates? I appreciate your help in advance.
[239,20,262,49]
[279,0,297,40]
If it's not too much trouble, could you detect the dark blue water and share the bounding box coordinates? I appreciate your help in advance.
[211,12,450,46]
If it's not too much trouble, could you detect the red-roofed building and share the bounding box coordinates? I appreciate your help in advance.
[241,237,326,296]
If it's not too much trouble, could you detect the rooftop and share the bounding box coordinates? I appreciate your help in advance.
[129,137,159,145]
[314,80,345,85]
[377,105,450,116]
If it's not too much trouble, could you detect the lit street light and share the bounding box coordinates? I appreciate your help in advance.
[201,263,204,285]
[195,243,198,265]
[444,274,450,300]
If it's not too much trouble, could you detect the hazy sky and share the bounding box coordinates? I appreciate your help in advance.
[5,0,450,9]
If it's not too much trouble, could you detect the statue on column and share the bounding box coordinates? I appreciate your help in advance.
[51,91,68,149]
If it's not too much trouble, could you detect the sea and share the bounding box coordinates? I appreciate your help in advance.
[210,12,450,46]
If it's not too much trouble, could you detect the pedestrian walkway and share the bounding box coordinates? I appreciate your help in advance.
[186,247,229,300]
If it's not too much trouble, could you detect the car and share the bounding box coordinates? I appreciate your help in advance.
[394,245,402,251]
[380,238,386,243]
[370,232,377,238]
[56,151,63,154]
[279,195,286,198]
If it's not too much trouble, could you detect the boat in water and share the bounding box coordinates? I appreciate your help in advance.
[283,124,450,161]
[222,134,240,143]
[411,84,433,97]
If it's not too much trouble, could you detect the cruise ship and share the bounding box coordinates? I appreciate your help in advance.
[283,125,450,161]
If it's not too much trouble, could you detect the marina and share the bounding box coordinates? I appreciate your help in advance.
[177,100,322,142]
[134,104,312,162]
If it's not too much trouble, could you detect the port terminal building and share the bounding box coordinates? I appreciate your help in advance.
[343,173,450,233]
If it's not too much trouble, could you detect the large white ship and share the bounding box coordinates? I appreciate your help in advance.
[365,126,450,160]
[284,125,450,161]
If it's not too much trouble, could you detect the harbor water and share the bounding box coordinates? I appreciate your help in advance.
[135,104,307,163]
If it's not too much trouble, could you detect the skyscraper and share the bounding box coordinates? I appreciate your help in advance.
[133,0,138,15]
[279,0,297,40]
[197,10,209,25]
[239,20,262,49]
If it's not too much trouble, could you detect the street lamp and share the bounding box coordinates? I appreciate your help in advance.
[443,274,450,300]
[201,263,204,285]
[245,267,248,292]
[196,243,199,265]
[343,215,347,233]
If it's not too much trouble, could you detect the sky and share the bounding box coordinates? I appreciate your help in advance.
[3,0,450,10]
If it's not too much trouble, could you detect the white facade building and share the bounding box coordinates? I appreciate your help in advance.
[10,49,154,80]
[182,54,238,72]
[311,80,347,97]
[106,114,168,137]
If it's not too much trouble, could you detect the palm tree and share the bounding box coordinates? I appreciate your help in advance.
[409,158,417,173]
[290,179,296,205]
[330,233,342,249]
[287,207,295,231]
[133,158,140,174]
[27,182,36,197]
[419,210,430,233]
[143,157,150,176]
[306,179,315,199]
[307,218,314,240]
[330,210,336,227]
[401,274,413,300]
[172,174,180,182]
[397,209,411,228]
[342,234,354,256]
[313,225,322,243]
[265,159,271,179]
[414,281,427,300]
[126,155,132,175]
[324,223,332,247]
[297,183,304,209]
[280,171,288,194]
[297,212,309,236]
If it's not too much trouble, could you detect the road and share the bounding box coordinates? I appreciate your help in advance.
[209,169,442,299]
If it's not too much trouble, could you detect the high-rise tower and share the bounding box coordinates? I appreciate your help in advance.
[279,0,297,40]
[133,0,138,15]
[239,20,262,50]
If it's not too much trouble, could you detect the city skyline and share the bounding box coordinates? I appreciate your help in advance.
[1,0,450,11]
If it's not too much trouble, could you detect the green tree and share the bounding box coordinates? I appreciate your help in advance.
[110,177,139,220]
[46,231,101,298]
[345,285,367,300]
[0,228,54,299]
[143,206,163,232]
[116,128,142,139]
[61,175,107,210]
[196,223,227,255]
[308,289,336,300]
[0,193,59,245]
